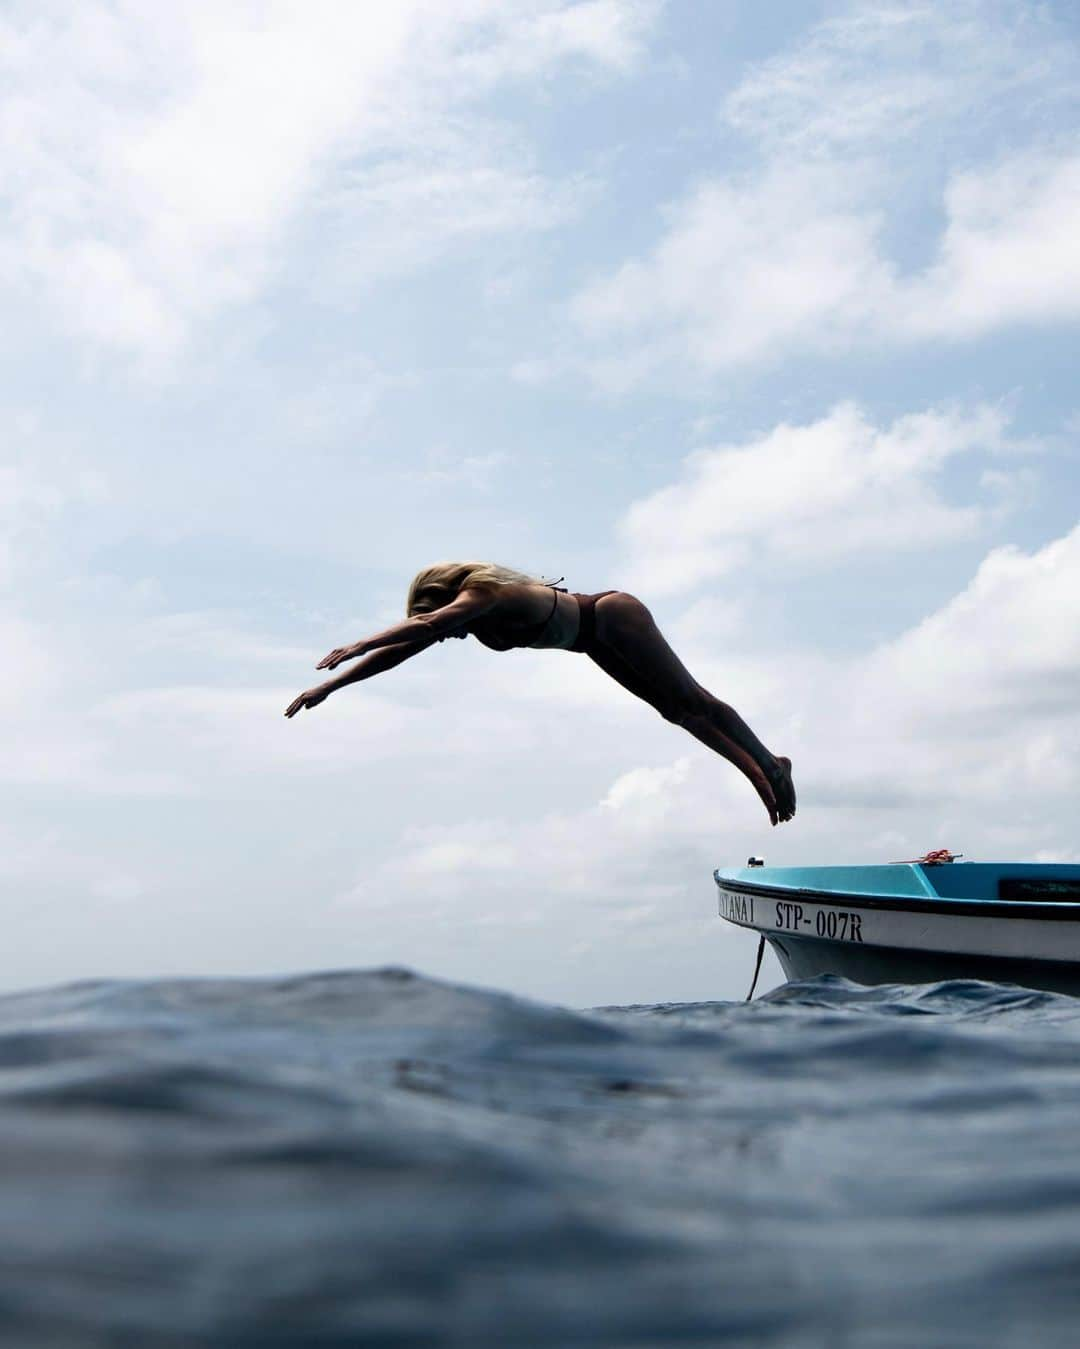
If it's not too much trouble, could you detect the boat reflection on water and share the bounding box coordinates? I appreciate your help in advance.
[715,858,1080,997]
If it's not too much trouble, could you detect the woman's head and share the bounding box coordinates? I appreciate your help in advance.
[406,561,539,615]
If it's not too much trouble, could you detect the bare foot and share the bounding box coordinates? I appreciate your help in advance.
[770,756,796,823]
[718,740,780,825]
[747,768,779,826]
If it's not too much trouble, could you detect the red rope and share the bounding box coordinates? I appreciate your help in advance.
[894,848,963,865]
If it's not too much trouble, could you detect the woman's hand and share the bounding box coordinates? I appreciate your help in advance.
[285,686,330,718]
[316,642,365,671]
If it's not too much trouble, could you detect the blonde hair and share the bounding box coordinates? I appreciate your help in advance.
[406,561,544,615]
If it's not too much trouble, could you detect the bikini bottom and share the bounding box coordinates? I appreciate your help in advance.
[569,591,618,655]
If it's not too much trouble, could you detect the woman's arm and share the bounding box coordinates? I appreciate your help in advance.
[285,639,424,717]
[315,587,497,670]
[285,587,498,718]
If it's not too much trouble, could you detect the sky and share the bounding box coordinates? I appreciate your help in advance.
[3,0,1080,1005]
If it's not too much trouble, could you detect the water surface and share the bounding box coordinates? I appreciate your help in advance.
[1,968,1078,1345]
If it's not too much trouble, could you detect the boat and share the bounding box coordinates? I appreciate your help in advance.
[715,855,1080,997]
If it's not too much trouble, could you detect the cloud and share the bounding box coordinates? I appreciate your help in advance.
[0,417,107,583]
[322,158,584,284]
[0,615,54,712]
[0,1,657,363]
[573,145,1080,376]
[453,0,660,82]
[724,1,1074,157]
[800,517,1080,816]
[96,683,420,782]
[858,524,1080,738]
[899,152,1080,338]
[1,2,414,358]
[571,165,892,372]
[405,450,510,492]
[618,401,1011,595]
[336,747,750,1003]
[570,2,1080,378]
[0,633,184,796]
[601,756,691,813]
[768,520,1080,871]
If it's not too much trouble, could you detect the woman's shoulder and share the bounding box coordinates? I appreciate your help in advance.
[461,580,536,605]
[461,580,550,624]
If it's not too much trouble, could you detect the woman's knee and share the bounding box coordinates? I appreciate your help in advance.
[660,690,706,725]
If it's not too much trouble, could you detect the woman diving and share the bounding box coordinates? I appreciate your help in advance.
[285,562,796,825]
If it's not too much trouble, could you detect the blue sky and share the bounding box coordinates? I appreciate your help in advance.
[3,0,1080,1003]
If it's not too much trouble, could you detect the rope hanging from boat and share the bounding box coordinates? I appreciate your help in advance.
[745,934,766,1001]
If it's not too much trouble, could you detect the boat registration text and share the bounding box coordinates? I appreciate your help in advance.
[719,889,865,943]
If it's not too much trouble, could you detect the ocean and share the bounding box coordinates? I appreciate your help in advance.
[1,967,1079,1346]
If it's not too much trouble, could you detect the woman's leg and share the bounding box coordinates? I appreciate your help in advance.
[585,593,795,824]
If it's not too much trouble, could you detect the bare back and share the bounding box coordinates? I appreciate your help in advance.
[466,582,567,651]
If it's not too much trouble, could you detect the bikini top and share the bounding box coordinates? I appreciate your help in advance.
[473,580,567,650]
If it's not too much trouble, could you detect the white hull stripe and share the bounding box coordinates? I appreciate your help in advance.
[717,885,1080,964]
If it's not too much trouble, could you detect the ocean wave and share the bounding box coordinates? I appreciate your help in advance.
[0,968,1078,1345]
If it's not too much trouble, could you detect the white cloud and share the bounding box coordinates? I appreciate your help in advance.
[454,0,660,83]
[899,152,1080,338]
[1,2,414,358]
[601,756,691,813]
[760,520,1080,876]
[336,748,754,1003]
[571,166,891,371]
[0,1,657,363]
[573,145,1080,375]
[0,462,62,514]
[858,524,1080,737]
[724,1,1073,157]
[322,155,585,285]
[405,450,510,492]
[570,3,1080,377]
[375,823,520,882]
[0,615,54,712]
[96,684,415,781]
[618,401,1010,595]
[0,417,106,583]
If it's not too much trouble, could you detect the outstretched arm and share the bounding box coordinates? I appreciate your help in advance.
[314,587,497,670]
[285,640,424,717]
[285,587,497,718]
